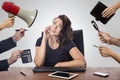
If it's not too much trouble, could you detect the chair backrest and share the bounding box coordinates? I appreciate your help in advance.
[72,29,84,56]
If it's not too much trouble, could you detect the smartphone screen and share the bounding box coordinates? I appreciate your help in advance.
[48,71,78,79]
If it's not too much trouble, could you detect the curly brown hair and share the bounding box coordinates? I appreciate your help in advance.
[55,15,73,46]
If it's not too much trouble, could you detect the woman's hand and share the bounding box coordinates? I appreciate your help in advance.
[43,26,51,40]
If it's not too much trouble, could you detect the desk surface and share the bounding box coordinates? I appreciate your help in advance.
[0,67,120,80]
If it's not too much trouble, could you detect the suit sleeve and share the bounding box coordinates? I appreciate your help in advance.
[0,59,9,71]
[0,37,16,53]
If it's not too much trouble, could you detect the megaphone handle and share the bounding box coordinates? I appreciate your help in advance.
[8,13,15,18]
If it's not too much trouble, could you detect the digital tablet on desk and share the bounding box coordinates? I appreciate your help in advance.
[48,71,78,79]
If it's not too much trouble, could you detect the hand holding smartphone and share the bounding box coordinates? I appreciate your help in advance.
[48,71,78,79]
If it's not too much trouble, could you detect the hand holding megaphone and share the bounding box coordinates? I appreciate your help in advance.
[2,1,38,28]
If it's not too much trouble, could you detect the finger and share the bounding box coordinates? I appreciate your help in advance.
[102,8,108,15]
[20,28,25,32]
[10,17,15,20]
[17,50,23,53]
[99,37,105,41]
[98,32,102,36]
[106,12,114,18]
[102,8,110,17]
[102,40,106,43]
[16,52,22,58]
[99,49,105,56]
[16,50,23,54]
[47,27,50,31]
[104,10,112,18]
[21,32,25,37]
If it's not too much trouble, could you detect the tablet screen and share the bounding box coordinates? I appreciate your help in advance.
[52,71,70,77]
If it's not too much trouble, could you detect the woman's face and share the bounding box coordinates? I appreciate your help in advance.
[50,18,63,36]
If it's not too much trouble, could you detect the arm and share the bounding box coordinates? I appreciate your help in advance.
[110,38,120,47]
[110,52,120,63]
[0,50,23,71]
[99,46,120,63]
[102,0,120,18]
[55,47,86,68]
[0,37,16,53]
[34,38,47,67]
[0,59,9,71]
[34,27,50,67]
[0,28,25,53]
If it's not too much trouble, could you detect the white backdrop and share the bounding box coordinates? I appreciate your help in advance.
[0,0,120,67]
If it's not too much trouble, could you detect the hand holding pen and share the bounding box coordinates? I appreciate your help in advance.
[12,28,26,42]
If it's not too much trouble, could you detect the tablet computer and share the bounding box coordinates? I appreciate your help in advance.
[90,1,115,24]
[48,71,78,79]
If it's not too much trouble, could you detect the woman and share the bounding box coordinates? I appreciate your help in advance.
[34,15,86,68]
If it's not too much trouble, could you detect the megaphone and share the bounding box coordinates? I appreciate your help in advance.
[2,1,38,28]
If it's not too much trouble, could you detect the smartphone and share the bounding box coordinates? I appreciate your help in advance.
[48,71,78,79]
[93,72,109,77]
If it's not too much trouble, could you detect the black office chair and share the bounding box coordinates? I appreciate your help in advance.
[72,29,84,56]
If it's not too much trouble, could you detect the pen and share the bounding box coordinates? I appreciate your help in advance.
[20,71,27,76]
[93,45,99,48]
[15,29,27,31]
